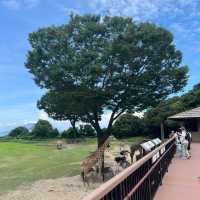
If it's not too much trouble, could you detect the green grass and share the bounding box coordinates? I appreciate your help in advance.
[0,137,144,194]
[0,139,96,193]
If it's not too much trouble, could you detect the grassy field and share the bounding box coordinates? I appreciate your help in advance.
[0,137,144,194]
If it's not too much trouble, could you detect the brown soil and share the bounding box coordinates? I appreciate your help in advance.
[0,176,100,200]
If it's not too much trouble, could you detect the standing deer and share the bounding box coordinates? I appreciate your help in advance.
[130,139,150,163]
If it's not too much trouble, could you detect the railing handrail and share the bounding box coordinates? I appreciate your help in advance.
[82,136,176,200]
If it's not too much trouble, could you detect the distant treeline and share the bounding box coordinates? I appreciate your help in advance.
[8,120,96,139]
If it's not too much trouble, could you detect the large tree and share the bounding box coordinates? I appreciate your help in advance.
[26,15,188,146]
[37,91,80,137]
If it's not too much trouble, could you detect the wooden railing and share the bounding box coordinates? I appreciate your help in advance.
[83,136,176,200]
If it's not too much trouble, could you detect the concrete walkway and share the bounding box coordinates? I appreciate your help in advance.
[155,143,200,200]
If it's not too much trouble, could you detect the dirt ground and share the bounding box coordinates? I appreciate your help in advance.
[0,176,100,200]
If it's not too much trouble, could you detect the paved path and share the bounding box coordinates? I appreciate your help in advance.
[155,143,200,200]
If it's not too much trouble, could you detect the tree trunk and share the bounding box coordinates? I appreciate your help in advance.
[160,121,165,140]
[70,119,79,138]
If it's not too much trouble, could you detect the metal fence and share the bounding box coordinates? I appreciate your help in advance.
[83,136,176,200]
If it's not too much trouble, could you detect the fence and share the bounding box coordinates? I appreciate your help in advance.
[83,136,176,200]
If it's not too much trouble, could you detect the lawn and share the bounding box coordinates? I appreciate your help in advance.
[0,137,144,194]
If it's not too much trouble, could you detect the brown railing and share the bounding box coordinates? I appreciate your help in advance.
[83,136,176,200]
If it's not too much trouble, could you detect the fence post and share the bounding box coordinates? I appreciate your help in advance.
[159,161,163,186]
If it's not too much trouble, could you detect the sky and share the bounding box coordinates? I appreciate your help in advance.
[0,0,199,133]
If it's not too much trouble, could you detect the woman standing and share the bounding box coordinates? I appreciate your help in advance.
[180,127,190,159]
[185,131,192,158]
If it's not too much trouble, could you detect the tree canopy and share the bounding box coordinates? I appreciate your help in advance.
[9,127,29,138]
[144,83,200,137]
[112,113,145,138]
[32,120,54,138]
[79,124,96,137]
[37,91,80,136]
[145,83,200,126]
[26,15,188,145]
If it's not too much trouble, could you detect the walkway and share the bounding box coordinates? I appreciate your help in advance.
[155,143,200,200]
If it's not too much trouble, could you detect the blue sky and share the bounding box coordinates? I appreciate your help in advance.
[0,0,199,133]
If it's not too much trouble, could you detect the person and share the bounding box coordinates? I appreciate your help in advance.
[180,127,190,159]
[182,136,190,159]
[173,130,182,157]
[185,131,192,158]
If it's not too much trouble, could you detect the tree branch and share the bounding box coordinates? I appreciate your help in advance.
[113,110,125,121]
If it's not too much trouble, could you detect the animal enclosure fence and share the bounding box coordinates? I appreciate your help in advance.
[83,136,176,200]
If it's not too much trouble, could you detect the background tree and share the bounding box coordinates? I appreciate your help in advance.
[9,127,29,138]
[144,97,184,137]
[79,124,96,137]
[181,83,200,109]
[49,128,60,138]
[144,97,184,126]
[144,83,200,137]
[61,128,77,139]
[112,113,145,138]
[26,15,188,146]
[32,120,53,138]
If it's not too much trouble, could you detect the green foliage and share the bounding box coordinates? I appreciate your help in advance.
[49,128,60,138]
[80,124,96,137]
[112,114,145,138]
[145,83,200,126]
[61,128,77,139]
[37,91,80,124]
[181,83,200,109]
[9,127,29,138]
[144,83,200,137]
[144,97,184,126]
[26,14,188,142]
[32,120,54,138]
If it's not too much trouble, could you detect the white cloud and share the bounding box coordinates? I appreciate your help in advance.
[85,0,200,55]
[38,110,49,121]
[24,0,40,8]
[88,0,199,21]
[60,6,80,15]
[1,0,40,10]
[1,0,20,9]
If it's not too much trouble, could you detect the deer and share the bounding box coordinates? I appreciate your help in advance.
[130,139,151,163]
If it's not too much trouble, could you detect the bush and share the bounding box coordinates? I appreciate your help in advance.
[80,124,96,137]
[9,127,29,138]
[49,128,59,138]
[61,128,77,139]
[32,120,53,138]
